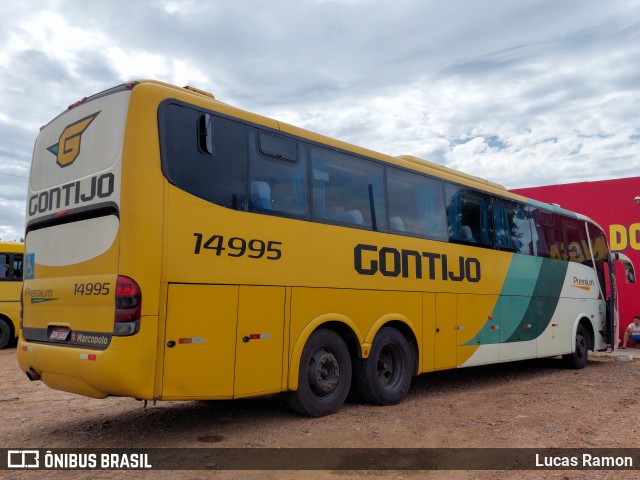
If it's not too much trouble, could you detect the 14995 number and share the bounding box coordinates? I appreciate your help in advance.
[74,282,110,295]
[193,233,282,260]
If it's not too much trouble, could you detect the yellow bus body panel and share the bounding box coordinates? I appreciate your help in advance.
[0,242,23,344]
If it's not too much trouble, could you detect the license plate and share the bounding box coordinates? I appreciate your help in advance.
[49,327,71,342]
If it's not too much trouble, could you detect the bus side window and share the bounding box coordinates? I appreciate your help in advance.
[535,210,566,260]
[445,185,490,246]
[492,199,534,254]
[563,217,591,265]
[159,103,248,210]
[13,254,23,280]
[0,253,8,280]
[386,167,446,240]
[311,147,386,230]
[248,130,309,217]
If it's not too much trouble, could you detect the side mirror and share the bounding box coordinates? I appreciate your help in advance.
[614,252,636,284]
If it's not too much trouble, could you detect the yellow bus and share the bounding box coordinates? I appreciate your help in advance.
[0,241,23,349]
[18,80,635,416]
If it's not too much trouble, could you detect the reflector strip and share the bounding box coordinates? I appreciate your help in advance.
[490,325,499,330]
[80,353,97,361]
[552,323,558,327]
[524,324,532,329]
[22,345,33,352]
[179,337,205,344]
[249,333,271,340]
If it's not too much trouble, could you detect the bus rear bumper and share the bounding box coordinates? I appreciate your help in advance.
[17,320,158,400]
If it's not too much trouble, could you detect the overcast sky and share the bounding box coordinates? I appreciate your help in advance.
[1,0,639,240]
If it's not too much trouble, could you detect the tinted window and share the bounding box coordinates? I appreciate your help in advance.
[13,254,22,280]
[533,209,566,259]
[588,223,608,263]
[445,185,490,246]
[492,199,535,254]
[387,168,446,240]
[0,253,8,280]
[588,222,608,294]
[0,253,21,281]
[564,217,592,266]
[259,131,298,162]
[160,103,248,209]
[311,147,386,230]
[249,129,308,217]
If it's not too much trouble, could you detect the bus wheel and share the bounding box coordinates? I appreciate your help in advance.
[563,323,588,369]
[0,318,11,349]
[288,329,352,417]
[354,327,413,405]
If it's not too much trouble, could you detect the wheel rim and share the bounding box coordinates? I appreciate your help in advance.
[307,347,340,397]
[376,344,402,389]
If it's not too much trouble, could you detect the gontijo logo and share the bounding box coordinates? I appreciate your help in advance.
[47,112,100,167]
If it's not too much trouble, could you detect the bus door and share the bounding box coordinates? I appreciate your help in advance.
[606,252,636,348]
[162,284,285,399]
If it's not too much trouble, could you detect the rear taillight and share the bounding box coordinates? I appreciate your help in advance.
[114,276,141,336]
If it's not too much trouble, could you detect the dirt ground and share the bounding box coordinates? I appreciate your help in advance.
[1,347,640,480]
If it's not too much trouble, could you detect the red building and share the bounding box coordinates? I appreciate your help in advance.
[513,177,639,346]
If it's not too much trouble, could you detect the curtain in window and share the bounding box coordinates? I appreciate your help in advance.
[478,197,490,245]
[312,156,327,219]
[414,184,431,233]
[367,169,385,229]
[447,193,462,240]
[291,161,307,215]
[493,203,513,249]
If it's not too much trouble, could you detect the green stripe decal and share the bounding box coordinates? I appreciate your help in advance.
[503,258,567,343]
[30,297,59,304]
[464,255,568,346]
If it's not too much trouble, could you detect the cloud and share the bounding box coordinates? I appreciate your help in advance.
[1,0,639,238]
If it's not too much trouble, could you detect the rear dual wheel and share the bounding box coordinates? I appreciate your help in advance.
[288,329,352,417]
[354,327,413,405]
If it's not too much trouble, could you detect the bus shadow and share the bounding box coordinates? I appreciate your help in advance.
[33,394,296,448]
[409,356,607,395]
[31,357,607,448]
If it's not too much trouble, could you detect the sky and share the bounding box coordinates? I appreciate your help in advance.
[1,0,640,241]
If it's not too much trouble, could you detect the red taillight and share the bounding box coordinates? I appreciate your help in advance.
[114,276,141,336]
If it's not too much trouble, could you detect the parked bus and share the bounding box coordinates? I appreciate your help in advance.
[18,81,635,416]
[0,241,23,349]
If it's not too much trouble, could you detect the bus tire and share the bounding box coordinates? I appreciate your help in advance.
[0,318,11,350]
[563,323,588,369]
[354,327,413,405]
[288,328,352,417]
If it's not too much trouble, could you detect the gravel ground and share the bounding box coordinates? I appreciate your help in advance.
[1,347,639,480]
